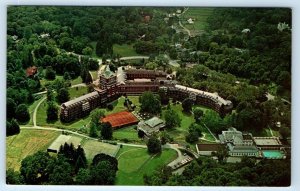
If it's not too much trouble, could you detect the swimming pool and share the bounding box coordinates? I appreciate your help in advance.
[262,150,285,159]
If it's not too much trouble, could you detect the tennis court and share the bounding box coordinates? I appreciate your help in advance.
[101,111,139,129]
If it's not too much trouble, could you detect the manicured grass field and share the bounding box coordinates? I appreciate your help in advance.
[113,125,140,142]
[116,146,177,185]
[6,129,60,171]
[81,139,120,160]
[69,86,88,99]
[113,44,140,57]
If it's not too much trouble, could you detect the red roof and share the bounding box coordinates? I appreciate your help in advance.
[101,111,139,128]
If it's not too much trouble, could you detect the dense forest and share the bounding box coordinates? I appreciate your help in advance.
[144,156,291,186]
[181,8,291,98]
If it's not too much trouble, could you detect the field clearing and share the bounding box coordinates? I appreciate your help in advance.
[116,146,177,185]
[82,139,120,159]
[6,129,60,171]
[113,44,140,57]
[69,86,88,99]
[182,7,214,33]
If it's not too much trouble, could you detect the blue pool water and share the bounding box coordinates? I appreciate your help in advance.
[262,150,284,159]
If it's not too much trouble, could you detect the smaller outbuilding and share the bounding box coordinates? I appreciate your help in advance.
[137,117,165,136]
[196,143,226,156]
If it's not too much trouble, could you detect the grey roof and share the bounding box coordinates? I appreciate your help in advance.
[174,85,232,106]
[145,117,164,128]
[62,91,99,107]
[102,65,115,78]
[227,143,258,153]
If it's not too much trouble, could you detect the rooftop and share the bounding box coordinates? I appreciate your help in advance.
[174,85,232,106]
[62,91,99,107]
[101,111,139,128]
[102,65,115,78]
[253,137,282,146]
[145,117,164,128]
[196,143,225,151]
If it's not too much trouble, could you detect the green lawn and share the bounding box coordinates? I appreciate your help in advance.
[105,96,141,115]
[116,146,177,185]
[182,7,214,32]
[69,86,88,99]
[27,97,44,126]
[70,76,83,86]
[163,103,195,143]
[6,129,60,171]
[89,41,100,58]
[90,70,98,81]
[113,44,140,57]
[113,125,141,142]
[36,100,91,132]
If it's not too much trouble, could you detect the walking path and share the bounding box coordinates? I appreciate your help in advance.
[33,96,46,127]
[178,7,191,37]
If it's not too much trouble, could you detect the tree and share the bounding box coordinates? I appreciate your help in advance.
[45,66,56,80]
[182,98,193,113]
[160,131,173,145]
[101,122,113,140]
[7,98,17,119]
[147,136,162,154]
[74,145,88,173]
[212,146,229,163]
[7,118,20,136]
[47,88,54,102]
[48,156,73,185]
[164,109,181,129]
[107,103,114,110]
[140,91,161,114]
[89,122,98,138]
[92,153,118,171]
[158,88,169,105]
[90,109,105,125]
[63,72,72,81]
[185,123,202,143]
[279,126,291,140]
[56,88,70,103]
[20,151,54,184]
[90,161,116,185]
[15,104,30,123]
[47,101,58,121]
[82,47,93,55]
[193,107,204,122]
[6,168,23,184]
[75,168,92,185]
